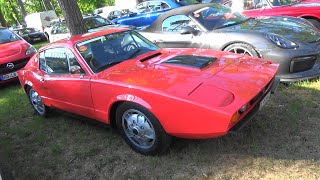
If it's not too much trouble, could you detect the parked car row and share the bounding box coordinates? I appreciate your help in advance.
[1,0,319,156]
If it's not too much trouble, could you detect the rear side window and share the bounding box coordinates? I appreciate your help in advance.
[162,15,198,31]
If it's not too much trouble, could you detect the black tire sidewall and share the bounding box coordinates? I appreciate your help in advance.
[115,102,171,155]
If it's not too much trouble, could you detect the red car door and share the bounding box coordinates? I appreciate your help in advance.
[39,47,95,118]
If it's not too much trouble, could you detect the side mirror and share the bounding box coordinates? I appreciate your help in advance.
[180,26,198,36]
[70,65,82,74]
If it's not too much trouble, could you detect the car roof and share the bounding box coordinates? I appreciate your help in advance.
[145,3,216,32]
[40,28,130,50]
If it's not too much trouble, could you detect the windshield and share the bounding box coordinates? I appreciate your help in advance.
[0,29,21,44]
[175,0,201,6]
[76,31,159,73]
[191,5,249,30]
[269,0,304,6]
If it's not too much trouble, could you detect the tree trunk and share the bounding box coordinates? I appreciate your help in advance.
[57,0,87,36]
[17,0,27,24]
[0,9,7,27]
[42,0,53,11]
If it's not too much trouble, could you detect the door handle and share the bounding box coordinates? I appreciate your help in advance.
[39,78,45,82]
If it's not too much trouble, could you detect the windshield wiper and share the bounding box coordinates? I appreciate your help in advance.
[214,18,253,30]
[96,61,123,71]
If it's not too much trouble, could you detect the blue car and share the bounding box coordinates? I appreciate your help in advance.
[112,0,196,29]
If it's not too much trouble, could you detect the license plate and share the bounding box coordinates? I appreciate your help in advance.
[0,72,18,81]
[259,92,271,110]
[34,38,41,41]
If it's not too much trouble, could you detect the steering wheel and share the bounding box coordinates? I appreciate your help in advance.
[123,43,137,52]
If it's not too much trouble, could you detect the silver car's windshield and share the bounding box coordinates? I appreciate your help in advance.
[191,5,249,30]
[77,31,159,73]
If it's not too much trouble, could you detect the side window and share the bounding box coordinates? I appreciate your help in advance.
[52,23,69,34]
[162,15,198,32]
[39,51,46,72]
[44,48,69,74]
[65,48,84,74]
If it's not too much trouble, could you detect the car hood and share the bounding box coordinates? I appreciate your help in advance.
[223,18,320,43]
[96,49,278,107]
[0,40,29,61]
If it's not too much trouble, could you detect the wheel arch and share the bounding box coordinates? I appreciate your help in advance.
[108,94,152,129]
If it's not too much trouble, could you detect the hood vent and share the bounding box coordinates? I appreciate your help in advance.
[162,55,217,69]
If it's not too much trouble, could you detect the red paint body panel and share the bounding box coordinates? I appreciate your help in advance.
[0,39,35,84]
[242,1,320,20]
[18,29,278,139]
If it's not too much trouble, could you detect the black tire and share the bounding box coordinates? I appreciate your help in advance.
[27,87,49,117]
[224,43,259,57]
[116,102,172,155]
[306,19,320,29]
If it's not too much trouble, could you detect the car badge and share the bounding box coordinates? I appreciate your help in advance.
[6,63,14,69]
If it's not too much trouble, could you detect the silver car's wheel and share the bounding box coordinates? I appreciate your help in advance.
[225,43,259,57]
[122,109,156,149]
[116,102,172,155]
[28,88,46,116]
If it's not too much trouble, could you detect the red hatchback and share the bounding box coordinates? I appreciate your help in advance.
[0,28,36,84]
[217,0,320,29]
[18,28,279,155]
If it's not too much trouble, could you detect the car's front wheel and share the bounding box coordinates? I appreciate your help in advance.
[224,43,259,57]
[28,88,48,117]
[116,102,172,155]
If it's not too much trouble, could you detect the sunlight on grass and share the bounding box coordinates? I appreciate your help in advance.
[294,78,320,90]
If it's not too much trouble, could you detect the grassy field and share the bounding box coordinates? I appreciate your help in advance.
[0,42,320,179]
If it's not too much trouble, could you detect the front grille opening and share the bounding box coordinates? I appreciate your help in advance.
[290,55,317,73]
[249,78,274,105]
[0,57,30,74]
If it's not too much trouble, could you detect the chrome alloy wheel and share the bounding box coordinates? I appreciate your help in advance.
[227,46,254,56]
[29,89,45,115]
[122,109,156,149]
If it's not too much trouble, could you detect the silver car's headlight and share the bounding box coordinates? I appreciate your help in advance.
[26,45,37,56]
[266,34,298,49]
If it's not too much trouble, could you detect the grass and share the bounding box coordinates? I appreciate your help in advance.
[0,42,320,179]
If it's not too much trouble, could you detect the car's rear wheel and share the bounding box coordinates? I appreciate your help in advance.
[224,43,259,57]
[306,19,320,29]
[28,88,48,117]
[116,102,172,155]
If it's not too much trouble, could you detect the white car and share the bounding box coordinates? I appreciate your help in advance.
[48,15,135,42]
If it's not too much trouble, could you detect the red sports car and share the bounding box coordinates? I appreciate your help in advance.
[18,28,279,155]
[0,28,37,84]
[216,0,320,29]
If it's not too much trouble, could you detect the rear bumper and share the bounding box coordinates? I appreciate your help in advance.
[229,77,280,133]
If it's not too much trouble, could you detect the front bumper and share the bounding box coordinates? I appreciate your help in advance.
[229,77,280,133]
[260,46,320,82]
